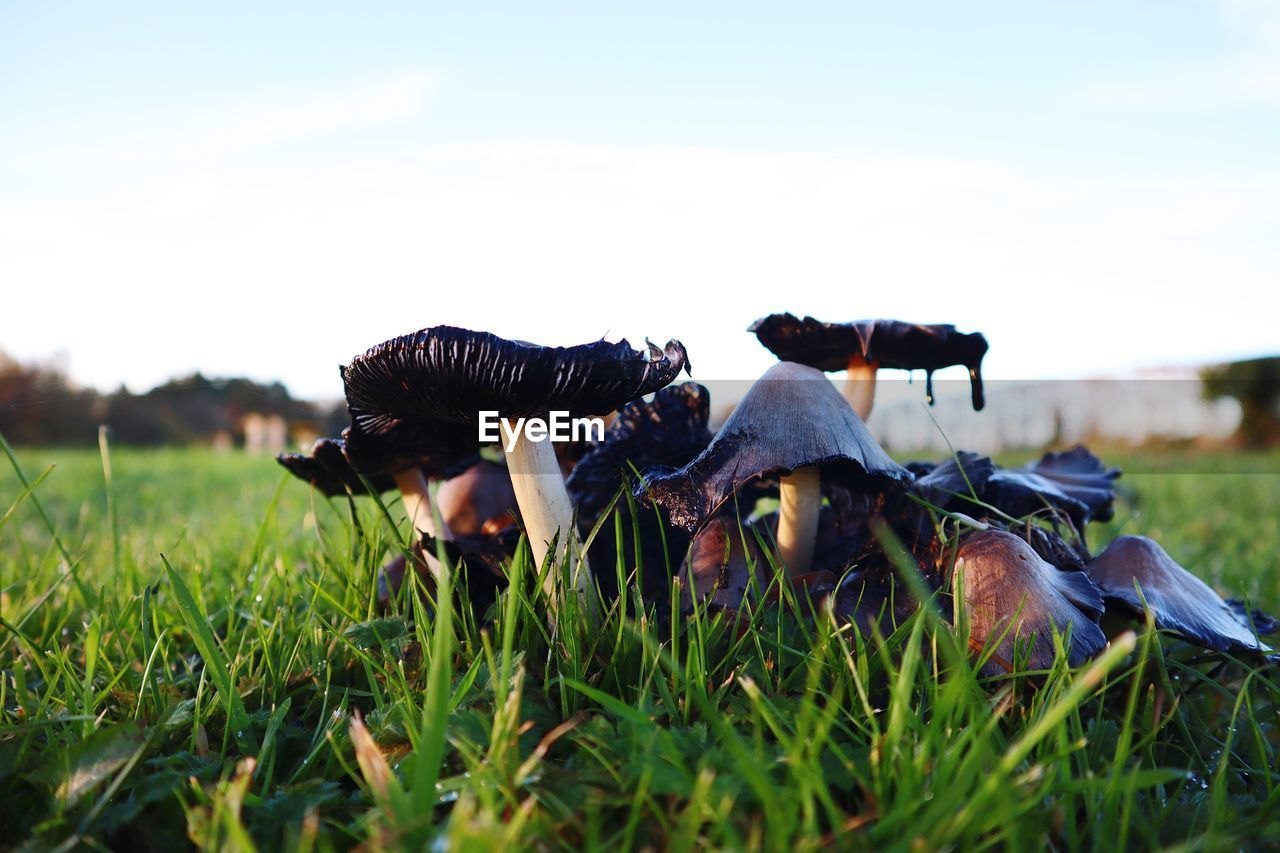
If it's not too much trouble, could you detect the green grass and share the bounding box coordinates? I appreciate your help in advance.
[2,442,1278,850]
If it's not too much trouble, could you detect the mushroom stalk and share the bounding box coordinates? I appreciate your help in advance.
[844,356,878,421]
[392,467,450,585]
[393,468,438,538]
[502,421,592,606]
[777,467,821,574]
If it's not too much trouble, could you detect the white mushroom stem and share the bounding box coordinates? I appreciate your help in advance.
[844,356,879,421]
[777,466,821,575]
[502,420,592,606]
[392,468,452,585]
[393,468,439,539]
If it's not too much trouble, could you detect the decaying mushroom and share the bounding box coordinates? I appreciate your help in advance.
[1086,536,1273,653]
[567,382,712,520]
[436,459,518,537]
[278,435,479,542]
[749,313,989,419]
[277,437,396,497]
[566,382,713,600]
[912,446,1120,532]
[680,507,877,617]
[956,530,1106,671]
[342,325,689,605]
[641,361,910,574]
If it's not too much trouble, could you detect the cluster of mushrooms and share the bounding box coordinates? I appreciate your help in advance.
[280,315,1275,672]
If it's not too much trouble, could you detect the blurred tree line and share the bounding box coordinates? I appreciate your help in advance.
[1203,356,1280,447]
[0,351,347,447]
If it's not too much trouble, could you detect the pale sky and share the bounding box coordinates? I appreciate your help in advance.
[2,1,1278,400]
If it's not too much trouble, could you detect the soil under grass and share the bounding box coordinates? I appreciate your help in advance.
[1,443,1278,849]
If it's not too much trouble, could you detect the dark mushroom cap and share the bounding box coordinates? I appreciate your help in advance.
[910,451,996,504]
[342,326,689,453]
[748,313,989,409]
[957,530,1106,670]
[278,433,479,496]
[639,361,910,532]
[566,382,713,519]
[277,437,397,497]
[912,448,1118,529]
[1087,535,1272,653]
[1025,445,1121,522]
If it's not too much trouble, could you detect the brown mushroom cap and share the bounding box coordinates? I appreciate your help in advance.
[957,530,1106,670]
[435,459,519,537]
[1087,535,1272,653]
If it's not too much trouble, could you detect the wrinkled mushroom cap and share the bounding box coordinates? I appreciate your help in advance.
[1025,445,1121,522]
[566,382,713,519]
[957,530,1106,670]
[749,313,989,409]
[345,324,688,422]
[912,447,1119,529]
[340,326,688,465]
[277,437,396,497]
[639,361,910,532]
[1087,535,1272,653]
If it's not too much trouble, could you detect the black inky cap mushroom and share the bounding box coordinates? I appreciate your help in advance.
[342,324,690,602]
[1087,536,1273,654]
[640,361,910,574]
[278,435,478,542]
[1024,445,1121,523]
[749,313,989,419]
[435,459,519,538]
[566,382,713,519]
[912,446,1119,531]
[565,382,713,601]
[957,530,1106,671]
[277,437,396,497]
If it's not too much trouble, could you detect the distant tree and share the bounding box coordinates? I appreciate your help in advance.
[0,351,98,444]
[0,350,327,447]
[1202,356,1280,447]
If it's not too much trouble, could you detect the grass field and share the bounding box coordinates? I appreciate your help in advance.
[2,442,1278,850]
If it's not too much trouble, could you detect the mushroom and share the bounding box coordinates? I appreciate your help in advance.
[681,516,770,613]
[277,434,478,541]
[678,513,844,622]
[911,447,1120,532]
[749,313,989,419]
[829,569,916,640]
[565,382,713,601]
[956,530,1106,671]
[681,506,876,616]
[1024,445,1121,523]
[640,361,910,575]
[1086,536,1272,653]
[436,459,518,537]
[277,437,397,497]
[567,382,712,519]
[341,325,689,604]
